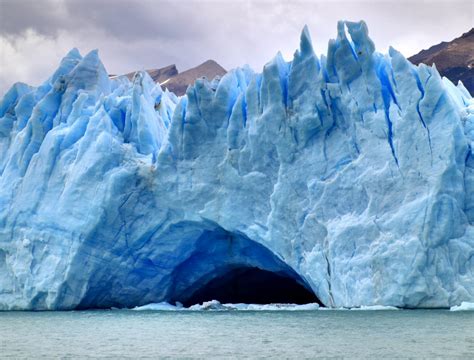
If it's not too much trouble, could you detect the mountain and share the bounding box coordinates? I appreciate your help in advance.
[120,60,226,96]
[0,21,473,310]
[124,64,179,83]
[162,60,226,96]
[409,28,474,94]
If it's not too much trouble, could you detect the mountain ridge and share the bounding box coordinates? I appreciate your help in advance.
[409,28,473,94]
[118,59,226,96]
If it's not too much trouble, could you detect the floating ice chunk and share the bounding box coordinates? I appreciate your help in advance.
[450,302,474,311]
[132,302,181,311]
[129,301,321,311]
[228,303,321,311]
[189,301,321,311]
[188,300,230,311]
[351,305,399,311]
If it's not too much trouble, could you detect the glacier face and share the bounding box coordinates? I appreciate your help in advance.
[1,21,473,310]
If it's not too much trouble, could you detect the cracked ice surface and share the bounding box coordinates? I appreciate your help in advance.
[0,21,473,310]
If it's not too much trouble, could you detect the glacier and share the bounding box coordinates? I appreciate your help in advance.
[0,21,473,310]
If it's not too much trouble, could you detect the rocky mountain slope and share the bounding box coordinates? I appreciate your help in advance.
[121,60,226,96]
[409,28,473,94]
[124,64,179,84]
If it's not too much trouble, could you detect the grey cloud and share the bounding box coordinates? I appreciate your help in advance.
[0,0,66,36]
[0,0,209,41]
[63,1,209,41]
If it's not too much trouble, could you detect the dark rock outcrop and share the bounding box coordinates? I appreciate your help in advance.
[409,28,473,94]
[119,60,226,96]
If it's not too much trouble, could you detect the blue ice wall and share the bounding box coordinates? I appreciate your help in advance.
[0,21,473,309]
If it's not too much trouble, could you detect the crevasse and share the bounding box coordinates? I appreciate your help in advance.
[0,21,473,310]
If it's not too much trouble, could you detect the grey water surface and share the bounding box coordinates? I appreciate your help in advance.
[1,309,473,358]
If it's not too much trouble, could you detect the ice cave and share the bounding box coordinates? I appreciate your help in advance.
[73,222,320,309]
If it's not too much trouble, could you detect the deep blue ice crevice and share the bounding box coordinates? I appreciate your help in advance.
[376,59,400,168]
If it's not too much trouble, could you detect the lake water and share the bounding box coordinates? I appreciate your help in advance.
[1,308,474,358]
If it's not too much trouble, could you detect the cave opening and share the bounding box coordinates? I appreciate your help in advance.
[162,222,323,307]
[179,266,321,307]
[76,220,323,309]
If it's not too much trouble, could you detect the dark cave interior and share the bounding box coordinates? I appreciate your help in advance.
[180,266,321,307]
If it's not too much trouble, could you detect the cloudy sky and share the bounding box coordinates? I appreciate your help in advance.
[0,0,472,94]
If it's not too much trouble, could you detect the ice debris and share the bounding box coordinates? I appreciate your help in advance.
[450,302,474,311]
